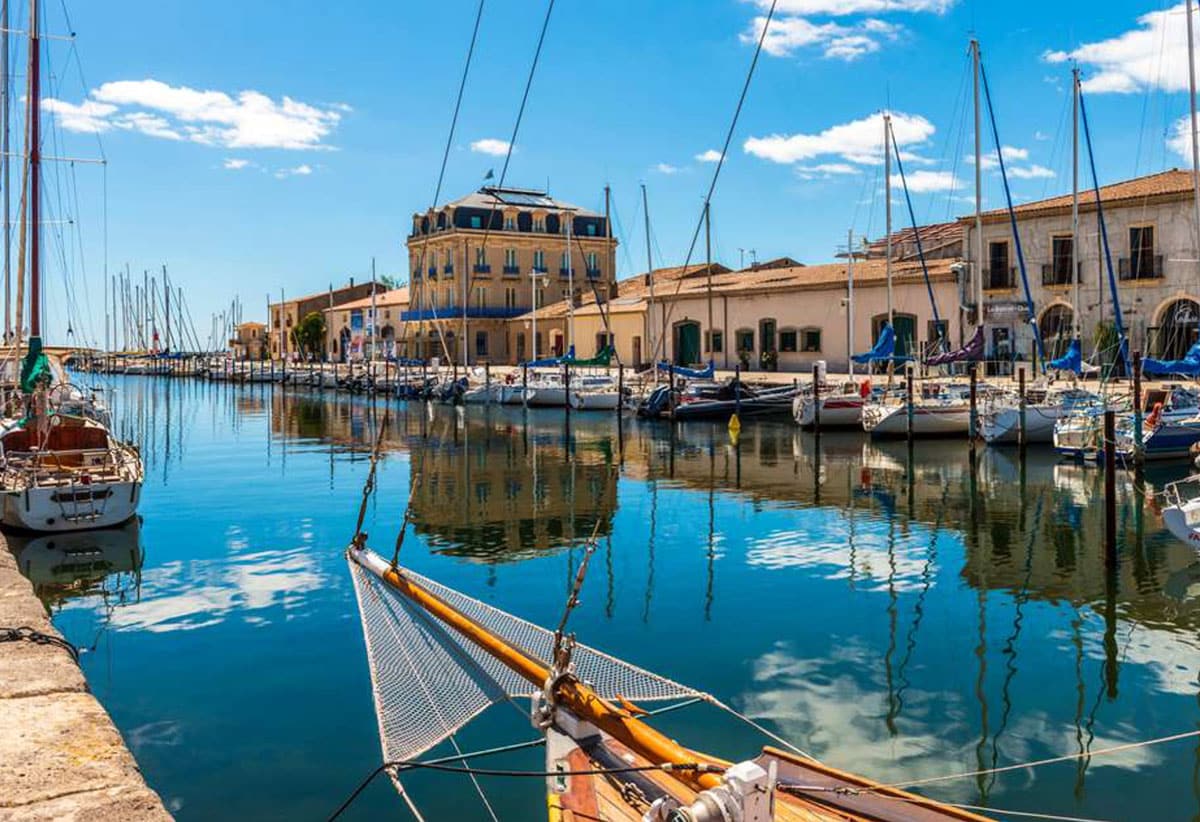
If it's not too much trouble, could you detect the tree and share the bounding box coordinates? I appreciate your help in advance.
[378,273,402,289]
[291,311,326,360]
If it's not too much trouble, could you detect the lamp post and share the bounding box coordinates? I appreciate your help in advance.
[530,267,548,361]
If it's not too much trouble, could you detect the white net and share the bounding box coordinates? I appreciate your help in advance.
[349,552,702,764]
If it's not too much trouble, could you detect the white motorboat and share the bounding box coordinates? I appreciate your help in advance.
[1163,476,1200,547]
[793,382,868,428]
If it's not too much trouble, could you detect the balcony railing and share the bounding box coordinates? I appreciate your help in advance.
[401,306,531,321]
[532,265,548,275]
[1118,254,1164,281]
[427,266,437,276]
[502,265,520,276]
[473,264,491,275]
[443,264,454,275]
[559,267,572,278]
[1041,261,1080,286]
[984,267,1015,290]
[586,268,602,279]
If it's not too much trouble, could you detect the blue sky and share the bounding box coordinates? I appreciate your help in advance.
[24,0,1200,345]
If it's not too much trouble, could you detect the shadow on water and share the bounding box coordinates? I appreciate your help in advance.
[24,374,1200,820]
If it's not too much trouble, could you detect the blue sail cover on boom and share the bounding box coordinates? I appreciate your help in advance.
[1142,342,1200,377]
[655,360,714,379]
[852,323,899,364]
[1048,338,1082,374]
[523,345,575,368]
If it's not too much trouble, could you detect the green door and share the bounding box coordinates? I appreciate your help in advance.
[893,315,916,358]
[676,322,701,365]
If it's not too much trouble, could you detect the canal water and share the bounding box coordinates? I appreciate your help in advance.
[17,374,1200,820]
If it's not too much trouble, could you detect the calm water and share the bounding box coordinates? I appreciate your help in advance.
[18,374,1200,820]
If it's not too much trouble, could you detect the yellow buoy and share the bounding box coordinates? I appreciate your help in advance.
[728,412,741,443]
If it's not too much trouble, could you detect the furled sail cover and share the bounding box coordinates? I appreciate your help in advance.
[1142,341,1200,377]
[656,360,715,379]
[1048,338,1082,374]
[851,323,896,364]
[924,325,984,367]
[523,344,575,368]
[349,551,702,765]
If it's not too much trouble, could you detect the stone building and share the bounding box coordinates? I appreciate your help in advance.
[405,185,617,365]
[961,168,1200,363]
[267,280,384,360]
[323,287,409,362]
[229,321,266,360]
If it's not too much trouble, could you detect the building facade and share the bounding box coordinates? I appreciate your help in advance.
[230,322,266,360]
[961,169,1200,365]
[323,288,410,361]
[406,185,617,365]
[268,280,384,360]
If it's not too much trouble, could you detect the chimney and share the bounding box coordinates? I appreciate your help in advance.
[350,277,355,288]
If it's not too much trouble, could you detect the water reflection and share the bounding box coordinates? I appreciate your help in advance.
[38,376,1200,819]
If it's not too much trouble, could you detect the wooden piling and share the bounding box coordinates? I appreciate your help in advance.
[968,366,978,446]
[905,364,914,443]
[617,365,624,416]
[811,364,821,433]
[485,362,492,404]
[1132,350,1144,466]
[522,363,528,407]
[1104,409,1117,568]
[564,361,571,416]
[1018,365,1027,450]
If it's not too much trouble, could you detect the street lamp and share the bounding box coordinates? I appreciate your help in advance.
[530,267,548,361]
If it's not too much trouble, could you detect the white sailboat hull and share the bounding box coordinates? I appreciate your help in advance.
[862,402,971,437]
[1,480,141,532]
[794,394,864,428]
[981,404,1062,444]
[569,391,620,410]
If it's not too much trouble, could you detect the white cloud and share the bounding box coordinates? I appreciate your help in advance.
[899,169,960,192]
[1007,164,1055,180]
[743,15,900,61]
[274,164,313,179]
[695,149,723,163]
[40,98,116,133]
[744,110,935,166]
[1044,3,1194,94]
[44,78,343,150]
[223,158,251,170]
[652,162,683,175]
[795,162,860,179]
[750,0,954,13]
[1170,116,1196,164]
[469,138,511,156]
[1034,130,1050,142]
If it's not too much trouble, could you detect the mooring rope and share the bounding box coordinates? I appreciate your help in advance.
[0,625,79,662]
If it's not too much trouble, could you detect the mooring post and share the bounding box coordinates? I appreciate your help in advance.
[1104,409,1117,568]
[811,364,821,433]
[1018,365,1027,450]
[617,365,624,416]
[968,365,978,446]
[564,361,571,416]
[667,364,675,419]
[1132,350,1144,466]
[734,364,741,416]
[906,364,914,443]
[522,363,529,407]
[485,361,492,404]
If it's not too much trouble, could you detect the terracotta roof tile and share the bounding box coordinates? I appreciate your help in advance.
[969,168,1194,222]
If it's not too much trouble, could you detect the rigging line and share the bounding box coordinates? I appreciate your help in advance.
[651,0,779,363]
[456,0,554,357]
[400,0,484,359]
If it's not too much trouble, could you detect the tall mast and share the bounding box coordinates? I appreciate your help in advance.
[27,0,39,338]
[2,0,9,343]
[566,205,574,354]
[371,257,377,362]
[1188,0,1200,280]
[163,264,170,352]
[280,287,286,360]
[884,111,893,331]
[705,201,713,365]
[972,39,983,327]
[847,228,855,380]
[642,184,655,377]
[1071,67,1080,339]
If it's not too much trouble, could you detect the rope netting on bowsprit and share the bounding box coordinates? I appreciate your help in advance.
[348,555,703,769]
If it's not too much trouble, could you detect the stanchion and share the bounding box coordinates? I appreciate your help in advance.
[1104,409,1117,569]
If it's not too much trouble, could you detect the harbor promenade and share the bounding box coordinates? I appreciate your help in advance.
[0,537,169,820]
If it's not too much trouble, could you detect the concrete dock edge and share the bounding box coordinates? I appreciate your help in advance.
[0,536,171,821]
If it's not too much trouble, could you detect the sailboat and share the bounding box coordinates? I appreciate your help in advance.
[346,538,988,821]
[0,1,143,532]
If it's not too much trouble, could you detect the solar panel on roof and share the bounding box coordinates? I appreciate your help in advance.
[497,192,557,207]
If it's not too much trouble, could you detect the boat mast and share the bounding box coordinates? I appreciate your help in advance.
[642,183,655,382]
[847,228,855,380]
[2,0,9,344]
[27,0,39,339]
[566,204,574,355]
[1188,0,1200,283]
[371,256,377,362]
[705,201,713,365]
[884,111,893,332]
[1071,67,1080,340]
[972,39,983,329]
[163,264,170,352]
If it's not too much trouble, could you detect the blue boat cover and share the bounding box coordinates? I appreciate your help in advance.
[925,326,984,367]
[1142,341,1200,377]
[1048,338,1082,374]
[392,357,426,367]
[852,323,900,364]
[523,345,575,368]
[656,360,714,379]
